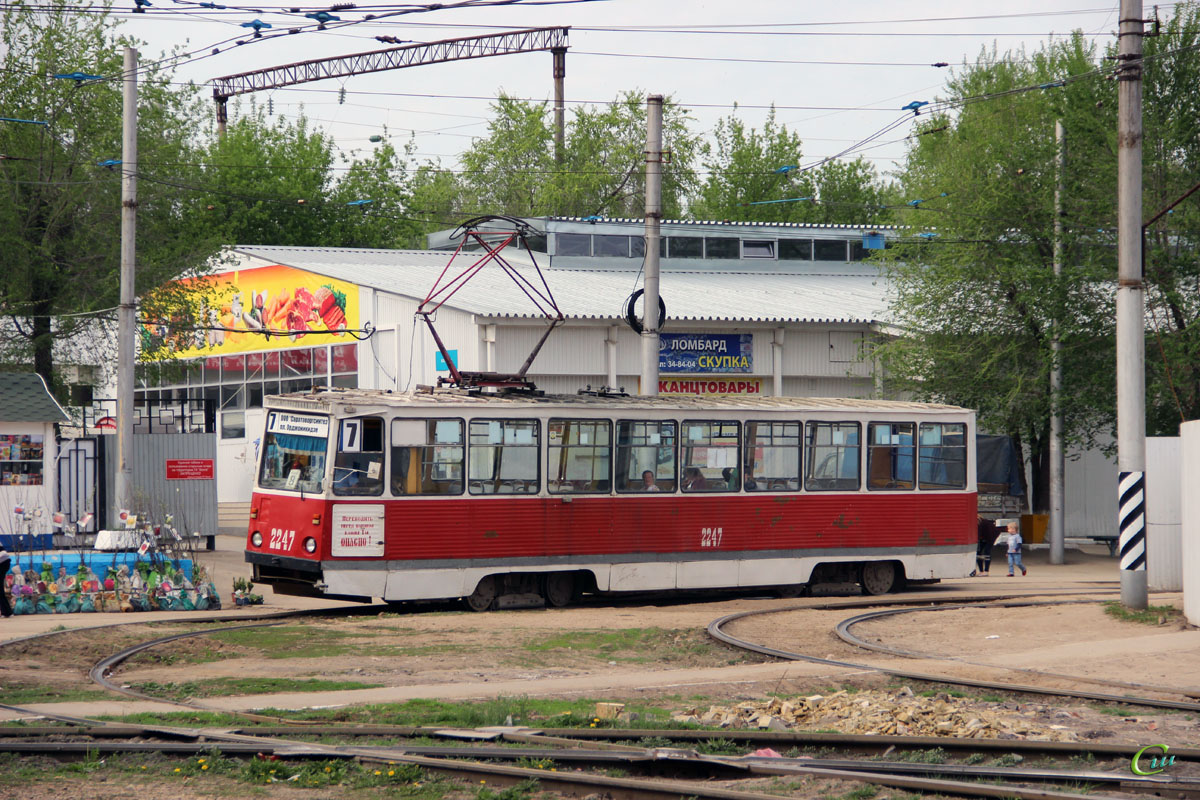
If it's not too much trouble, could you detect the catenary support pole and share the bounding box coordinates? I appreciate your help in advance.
[1116,0,1148,608]
[115,46,138,523]
[1050,120,1066,566]
[640,95,663,397]
[552,47,566,163]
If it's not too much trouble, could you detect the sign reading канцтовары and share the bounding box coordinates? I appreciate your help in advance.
[659,333,753,373]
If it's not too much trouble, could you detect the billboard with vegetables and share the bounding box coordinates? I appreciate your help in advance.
[142,263,360,358]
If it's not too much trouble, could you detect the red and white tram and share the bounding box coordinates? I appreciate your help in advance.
[245,389,977,609]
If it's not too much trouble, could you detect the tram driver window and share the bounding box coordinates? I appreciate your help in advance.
[468,419,540,494]
[332,417,384,496]
[390,418,464,496]
[547,419,611,494]
[867,422,915,490]
[681,421,739,492]
[805,422,860,491]
[918,422,967,489]
[744,421,801,491]
[615,420,676,492]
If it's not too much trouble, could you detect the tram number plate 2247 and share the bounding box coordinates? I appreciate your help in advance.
[700,527,724,548]
[268,528,296,551]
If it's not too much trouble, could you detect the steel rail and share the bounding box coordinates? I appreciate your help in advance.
[834,603,1200,699]
[5,732,1194,795]
[0,731,1140,800]
[707,602,1200,713]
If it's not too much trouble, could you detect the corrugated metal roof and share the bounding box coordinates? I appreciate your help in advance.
[0,373,70,423]
[235,245,892,325]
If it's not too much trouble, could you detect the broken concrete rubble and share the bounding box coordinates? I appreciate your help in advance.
[673,687,1079,741]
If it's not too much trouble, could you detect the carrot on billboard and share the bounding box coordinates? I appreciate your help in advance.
[142,264,360,358]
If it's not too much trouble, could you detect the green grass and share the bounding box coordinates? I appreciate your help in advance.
[523,628,718,663]
[0,685,124,704]
[893,747,947,764]
[0,749,451,796]
[206,625,368,659]
[1092,705,1138,717]
[131,677,384,701]
[102,695,705,730]
[1102,601,1181,625]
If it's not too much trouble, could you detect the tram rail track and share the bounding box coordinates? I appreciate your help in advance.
[2,585,1192,800]
[2,721,1196,800]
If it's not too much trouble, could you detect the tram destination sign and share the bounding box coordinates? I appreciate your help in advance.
[267,411,330,438]
[659,333,752,374]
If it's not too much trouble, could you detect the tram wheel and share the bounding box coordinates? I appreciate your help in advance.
[860,561,898,596]
[465,576,497,612]
[775,583,808,599]
[543,572,575,608]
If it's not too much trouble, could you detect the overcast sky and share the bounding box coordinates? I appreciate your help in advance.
[116,1,1132,178]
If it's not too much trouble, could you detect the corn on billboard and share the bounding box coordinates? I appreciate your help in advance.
[142,263,359,358]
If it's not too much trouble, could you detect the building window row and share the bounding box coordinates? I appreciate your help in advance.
[137,344,360,440]
[554,234,874,262]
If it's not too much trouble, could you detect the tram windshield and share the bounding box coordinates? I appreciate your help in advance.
[258,411,330,493]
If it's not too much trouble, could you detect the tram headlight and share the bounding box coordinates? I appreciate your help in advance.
[250,531,263,547]
[303,537,317,553]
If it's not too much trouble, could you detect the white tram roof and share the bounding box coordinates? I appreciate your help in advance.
[233,245,890,325]
[267,388,969,416]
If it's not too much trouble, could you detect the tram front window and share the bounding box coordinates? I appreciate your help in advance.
[259,411,329,493]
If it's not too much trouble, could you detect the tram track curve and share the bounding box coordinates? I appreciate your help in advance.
[707,595,1200,713]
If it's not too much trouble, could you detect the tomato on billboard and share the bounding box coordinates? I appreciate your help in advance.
[142,263,360,358]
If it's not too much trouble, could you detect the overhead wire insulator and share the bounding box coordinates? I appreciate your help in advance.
[338,86,346,105]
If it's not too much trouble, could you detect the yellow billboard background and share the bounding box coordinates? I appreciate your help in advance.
[144,264,360,358]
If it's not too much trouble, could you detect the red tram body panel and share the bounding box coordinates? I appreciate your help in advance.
[246,389,977,606]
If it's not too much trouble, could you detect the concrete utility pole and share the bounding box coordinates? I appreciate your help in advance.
[115,45,138,521]
[552,46,566,163]
[1050,120,1066,566]
[1116,0,1148,609]
[640,95,664,397]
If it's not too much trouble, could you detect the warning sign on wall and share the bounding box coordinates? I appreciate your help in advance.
[165,459,215,480]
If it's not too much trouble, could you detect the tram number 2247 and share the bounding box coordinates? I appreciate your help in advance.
[700,527,724,548]
[269,528,296,551]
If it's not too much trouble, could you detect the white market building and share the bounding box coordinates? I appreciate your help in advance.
[135,218,899,526]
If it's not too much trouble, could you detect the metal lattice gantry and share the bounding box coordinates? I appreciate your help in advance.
[212,26,570,147]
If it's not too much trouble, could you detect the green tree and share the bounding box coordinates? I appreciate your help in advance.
[454,92,701,219]
[1142,3,1200,435]
[879,34,1116,511]
[197,106,337,247]
[692,108,889,224]
[0,1,220,392]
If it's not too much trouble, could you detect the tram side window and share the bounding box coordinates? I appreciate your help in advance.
[615,420,677,493]
[332,417,385,496]
[918,422,967,489]
[547,419,611,494]
[805,422,860,491]
[867,422,915,490]
[680,421,739,492]
[390,418,464,496]
[744,421,801,491]
[468,419,539,494]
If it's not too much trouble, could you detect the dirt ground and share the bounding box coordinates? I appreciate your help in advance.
[3,537,1200,800]
[0,537,1195,734]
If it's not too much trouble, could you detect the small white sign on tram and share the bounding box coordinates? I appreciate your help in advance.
[331,504,385,557]
[267,411,330,439]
